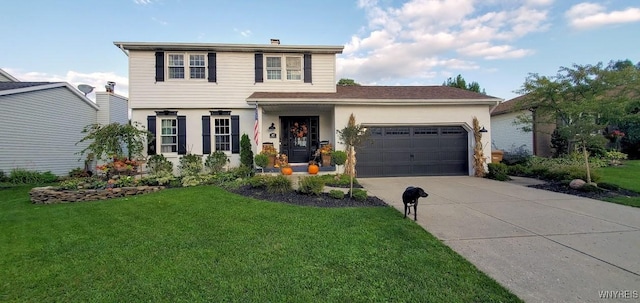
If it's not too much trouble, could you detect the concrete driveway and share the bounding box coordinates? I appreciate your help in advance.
[358,176,640,303]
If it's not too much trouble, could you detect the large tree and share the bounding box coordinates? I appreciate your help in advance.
[443,74,486,94]
[337,78,360,86]
[516,61,640,156]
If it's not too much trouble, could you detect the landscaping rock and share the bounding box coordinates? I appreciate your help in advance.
[569,179,586,189]
[29,186,164,204]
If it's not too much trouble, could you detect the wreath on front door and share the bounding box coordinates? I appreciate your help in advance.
[291,122,308,138]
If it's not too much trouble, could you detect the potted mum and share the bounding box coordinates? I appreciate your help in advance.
[320,143,333,166]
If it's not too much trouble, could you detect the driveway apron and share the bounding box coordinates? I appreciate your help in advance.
[358,176,640,303]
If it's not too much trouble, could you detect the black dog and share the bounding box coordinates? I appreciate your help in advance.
[402,186,429,221]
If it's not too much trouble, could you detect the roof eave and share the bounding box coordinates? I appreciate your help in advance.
[0,83,99,110]
[247,98,502,106]
[113,41,344,54]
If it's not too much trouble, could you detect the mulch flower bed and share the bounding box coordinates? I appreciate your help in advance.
[230,185,388,208]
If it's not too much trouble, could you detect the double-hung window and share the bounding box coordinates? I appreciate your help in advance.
[265,55,302,81]
[161,118,178,152]
[168,54,185,79]
[189,54,206,79]
[167,53,206,79]
[214,118,231,151]
[266,57,281,80]
[286,57,301,80]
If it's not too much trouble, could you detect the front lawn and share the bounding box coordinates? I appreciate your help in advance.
[598,160,640,207]
[0,186,521,302]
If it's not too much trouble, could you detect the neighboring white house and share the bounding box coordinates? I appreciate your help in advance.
[490,95,554,157]
[115,40,502,177]
[0,69,129,175]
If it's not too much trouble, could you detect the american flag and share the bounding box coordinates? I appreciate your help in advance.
[253,104,259,146]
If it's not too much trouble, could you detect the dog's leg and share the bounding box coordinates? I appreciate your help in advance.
[413,202,418,221]
[404,204,407,218]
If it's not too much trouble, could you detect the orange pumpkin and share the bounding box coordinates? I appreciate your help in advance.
[281,167,293,175]
[307,164,319,175]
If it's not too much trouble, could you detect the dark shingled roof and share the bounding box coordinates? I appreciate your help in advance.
[249,85,500,100]
[491,95,528,115]
[0,82,57,91]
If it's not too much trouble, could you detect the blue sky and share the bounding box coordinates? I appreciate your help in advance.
[2,0,640,101]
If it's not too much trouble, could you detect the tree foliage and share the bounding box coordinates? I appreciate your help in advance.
[337,78,360,86]
[443,74,486,94]
[515,60,640,158]
[77,122,150,161]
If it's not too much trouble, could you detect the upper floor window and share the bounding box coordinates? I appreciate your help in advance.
[265,55,302,81]
[167,53,206,80]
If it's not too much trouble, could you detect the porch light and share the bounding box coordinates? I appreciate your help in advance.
[479,126,488,133]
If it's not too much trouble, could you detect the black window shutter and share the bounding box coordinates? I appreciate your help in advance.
[202,116,211,154]
[304,54,312,83]
[177,116,187,155]
[147,116,157,155]
[254,53,263,83]
[155,52,165,82]
[207,52,217,83]
[231,115,240,154]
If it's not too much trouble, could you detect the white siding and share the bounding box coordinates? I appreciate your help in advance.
[128,51,337,109]
[334,104,494,176]
[96,92,129,125]
[491,111,533,154]
[132,108,254,170]
[0,87,98,175]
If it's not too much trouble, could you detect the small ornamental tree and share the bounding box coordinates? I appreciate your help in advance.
[77,122,150,162]
[240,134,254,168]
[337,113,369,197]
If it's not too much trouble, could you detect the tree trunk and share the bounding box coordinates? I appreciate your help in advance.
[583,143,592,184]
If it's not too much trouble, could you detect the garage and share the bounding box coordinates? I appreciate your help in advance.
[356,126,469,177]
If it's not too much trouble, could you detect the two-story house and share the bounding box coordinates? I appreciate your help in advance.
[115,39,501,177]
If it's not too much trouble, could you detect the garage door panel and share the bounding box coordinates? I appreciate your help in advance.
[357,125,468,177]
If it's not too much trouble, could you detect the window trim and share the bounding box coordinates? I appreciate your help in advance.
[166,52,208,80]
[213,117,232,152]
[160,118,178,153]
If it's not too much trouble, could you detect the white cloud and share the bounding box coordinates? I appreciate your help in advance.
[566,3,640,29]
[4,68,129,101]
[234,28,252,37]
[133,0,153,5]
[338,0,550,84]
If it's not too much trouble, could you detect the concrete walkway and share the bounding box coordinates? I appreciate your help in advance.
[358,176,640,303]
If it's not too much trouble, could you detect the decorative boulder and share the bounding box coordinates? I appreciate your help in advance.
[569,179,586,189]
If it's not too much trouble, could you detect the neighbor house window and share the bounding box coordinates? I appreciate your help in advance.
[161,118,178,152]
[286,57,301,80]
[167,52,206,80]
[190,54,206,79]
[266,57,281,80]
[168,54,185,79]
[214,118,231,151]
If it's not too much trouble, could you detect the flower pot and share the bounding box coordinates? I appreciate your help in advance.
[308,164,319,175]
[281,167,293,175]
[267,155,276,168]
[321,154,331,166]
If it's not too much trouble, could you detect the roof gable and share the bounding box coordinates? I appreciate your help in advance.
[491,95,528,116]
[0,82,99,110]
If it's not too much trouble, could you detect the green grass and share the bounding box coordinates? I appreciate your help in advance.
[0,186,521,302]
[598,160,640,207]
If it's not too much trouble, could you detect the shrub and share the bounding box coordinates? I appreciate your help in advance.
[501,144,532,165]
[487,163,510,181]
[604,151,628,166]
[506,164,530,176]
[266,175,292,194]
[8,169,58,184]
[329,189,345,199]
[254,154,269,168]
[181,175,202,187]
[168,177,183,188]
[147,154,173,175]
[140,171,175,186]
[179,154,203,177]
[247,175,270,188]
[58,178,83,190]
[229,165,254,179]
[0,170,6,182]
[115,175,137,187]
[240,134,254,168]
[319,174,358,187]
[298,176,325,195]
[349,188,368,201]
[331,151,347,166]
[68,167,90,178]
[205,151,229,173]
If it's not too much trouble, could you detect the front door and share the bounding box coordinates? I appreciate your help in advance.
[280,116,319,163]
